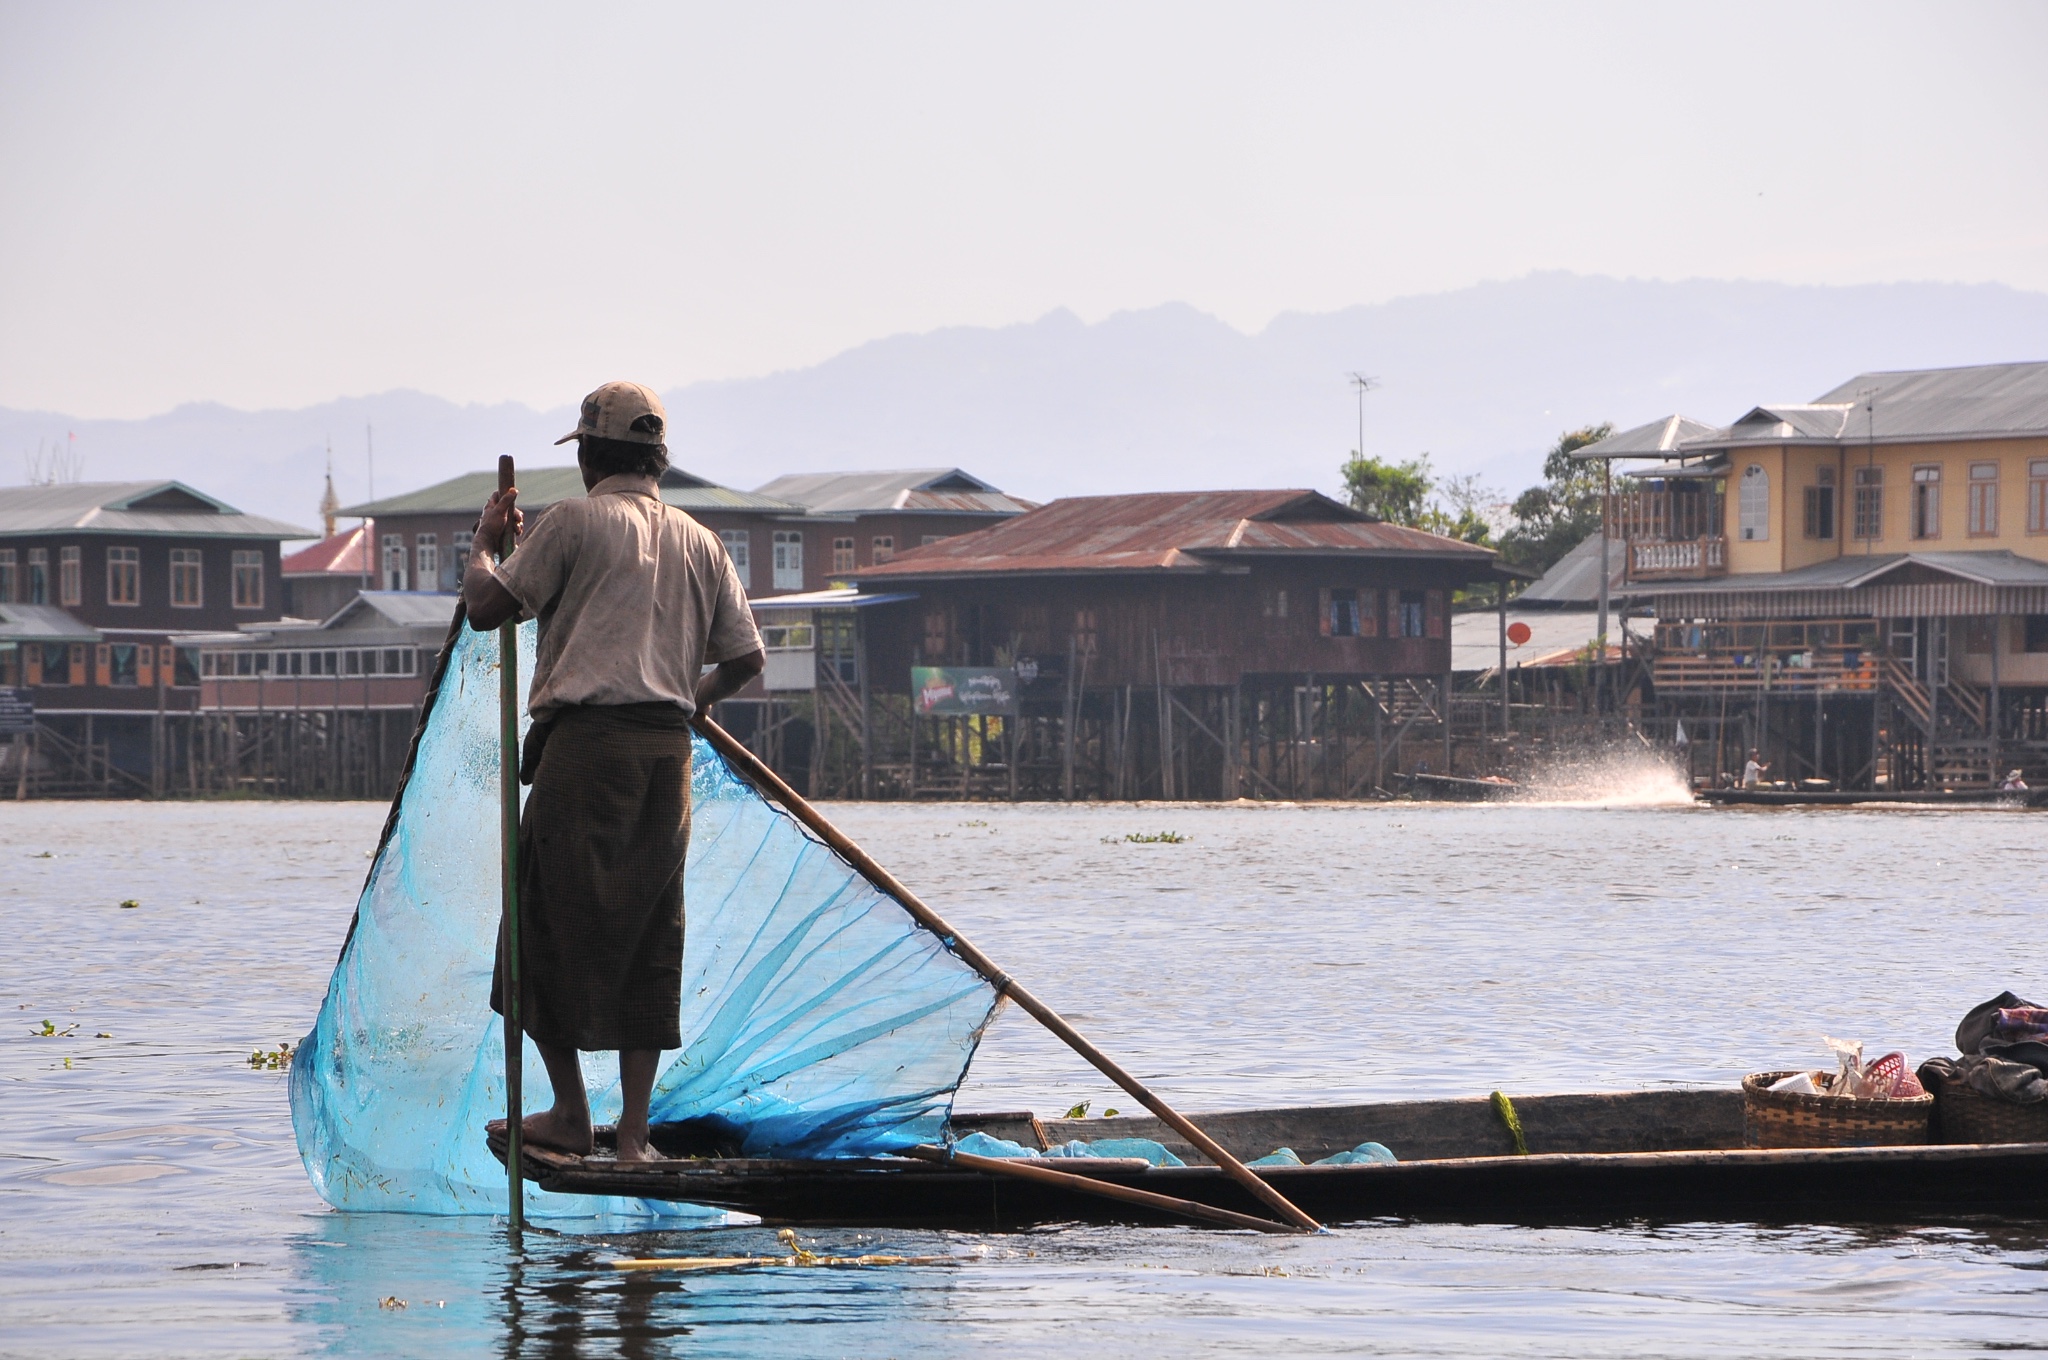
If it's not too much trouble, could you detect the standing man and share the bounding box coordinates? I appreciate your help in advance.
[464,381,764,1163]
[1741,748,1769,789]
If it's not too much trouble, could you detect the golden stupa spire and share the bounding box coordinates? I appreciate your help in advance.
[319,442,342,538]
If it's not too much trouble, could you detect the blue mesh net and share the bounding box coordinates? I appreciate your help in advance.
[290,618,1002,1216]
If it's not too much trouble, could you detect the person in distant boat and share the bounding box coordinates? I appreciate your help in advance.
[2003,768,2029,791]
[1741,750,1769,789]
[464,381,764,1162]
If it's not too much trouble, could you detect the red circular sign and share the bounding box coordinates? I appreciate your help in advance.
[1506,622,1532,646]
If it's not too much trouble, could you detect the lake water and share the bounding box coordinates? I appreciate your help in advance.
[2,793,2043,1357]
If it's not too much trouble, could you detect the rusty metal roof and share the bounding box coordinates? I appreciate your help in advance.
[282,523,372,576]
[854,490,1497,580]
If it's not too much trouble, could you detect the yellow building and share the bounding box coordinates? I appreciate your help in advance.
[1588,360,2048,791]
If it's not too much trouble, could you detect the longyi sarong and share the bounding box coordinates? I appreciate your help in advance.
[491,702,692,1051]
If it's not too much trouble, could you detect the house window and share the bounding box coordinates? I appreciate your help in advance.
[453,544,471,586]
[719,529,751,577]
[106,546,140,605]
[1276,589,1287,619]
[0,549,16,603]
[109,644,138,687]
[871,535,895,564]
[1853,466,1884,540]
[415,535,439,587]
[58,547,81,606]
[922,609,950,660]
[1968,462,1999,536]
[2026,616,2048,653]
[232,550,264,608]
[831,537,856,574]
[2031,460,2048,534]
[1396,590,1426,638]
[1911,464,1941,539]
[1327,588,1360,638]
[771,531,804,591]
[1803,467,1836,540]
[170,548,203,607]
[1738,465,1769,541]
[921,534,947,547]
[1073,608,1098,655]
[38,642,70,685]
[27,548,49,604]
[380,534,407,591]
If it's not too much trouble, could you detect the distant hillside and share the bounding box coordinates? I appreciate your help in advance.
[5,272,2045,536]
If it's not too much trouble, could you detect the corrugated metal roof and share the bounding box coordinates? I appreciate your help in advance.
[1514,533,1635,606]
[282,523,372,576]
[748,586,921,610]
[754,469,1034,516]
[0,603,99,643]
[341,467,805,517]
[0,481,314,539]
[855,490,1497,580]
[1681,361,2048,452]
[323,591,462,629]
[1569,414,1723,460]
[1450,610,1646,673]
[1658,549,2048,596]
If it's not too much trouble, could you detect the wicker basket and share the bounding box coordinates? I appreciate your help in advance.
[1926,1069,2048,1144]
[1742,1070,1934,1148]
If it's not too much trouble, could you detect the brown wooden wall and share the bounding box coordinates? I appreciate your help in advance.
[862,557,1465,693]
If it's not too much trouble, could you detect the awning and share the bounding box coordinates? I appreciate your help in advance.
[750,588,920,611]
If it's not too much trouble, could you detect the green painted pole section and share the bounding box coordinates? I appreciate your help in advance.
[496,454,524,1235]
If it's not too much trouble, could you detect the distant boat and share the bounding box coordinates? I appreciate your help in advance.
[1397,772,1519,802]
[1698,787,2045,808]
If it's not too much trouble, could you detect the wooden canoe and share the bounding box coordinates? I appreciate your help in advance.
[486,1089,2048,1229]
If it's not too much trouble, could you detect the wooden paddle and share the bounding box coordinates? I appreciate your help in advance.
[690,715,1324,1234]
[495,453,524,1234]
[901,1144,1297,1233]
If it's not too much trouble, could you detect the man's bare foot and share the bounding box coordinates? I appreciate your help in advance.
[615,1128,664,1163]
[520,1107,593,1156]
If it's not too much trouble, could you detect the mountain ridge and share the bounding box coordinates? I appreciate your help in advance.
[4,272,2044,535]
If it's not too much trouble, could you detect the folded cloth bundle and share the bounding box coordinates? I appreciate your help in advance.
[1915,991,2048,1105]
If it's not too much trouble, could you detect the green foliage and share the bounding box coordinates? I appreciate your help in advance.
[1497,423,1615,577]
[1107,830,1189,844]
[1340,453,1435,526]
[1064,1101,1090,1119]
[1341,456,1496,546]
[249,1041,294,1070]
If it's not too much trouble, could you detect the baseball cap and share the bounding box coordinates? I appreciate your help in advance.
[554,381,667,446]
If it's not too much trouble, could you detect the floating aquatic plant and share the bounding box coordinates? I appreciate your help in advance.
[248,1042,294,1070]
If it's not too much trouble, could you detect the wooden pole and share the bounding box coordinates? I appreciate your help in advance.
[901,1144,1296,1234]
[495,454,525,1235]
[691,714,1322,1234]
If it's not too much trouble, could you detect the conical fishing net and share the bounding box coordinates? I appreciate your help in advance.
[290,618,1001,1216]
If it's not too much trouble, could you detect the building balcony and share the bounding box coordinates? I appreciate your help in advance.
[1608,487,1728,584]
[1627,535,1727,582]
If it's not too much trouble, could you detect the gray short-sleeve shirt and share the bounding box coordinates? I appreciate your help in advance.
[490,474,762,720]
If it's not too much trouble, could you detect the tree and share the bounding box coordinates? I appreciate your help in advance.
[1341,452,1496,546]
[1340,452,1434,526]
[1497,423,1614,576]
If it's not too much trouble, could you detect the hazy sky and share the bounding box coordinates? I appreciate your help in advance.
[3,1,2044,419]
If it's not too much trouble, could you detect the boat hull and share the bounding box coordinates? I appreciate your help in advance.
[488,1090,2048,1229]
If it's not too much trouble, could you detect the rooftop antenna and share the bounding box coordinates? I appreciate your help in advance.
[1347,373,1379,460]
